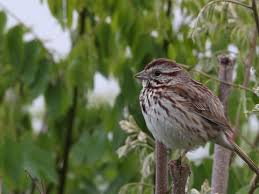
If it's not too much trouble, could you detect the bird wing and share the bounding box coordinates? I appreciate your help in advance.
[168,81,232,134]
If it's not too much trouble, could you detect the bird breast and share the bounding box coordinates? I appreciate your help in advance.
[140,87,208,150]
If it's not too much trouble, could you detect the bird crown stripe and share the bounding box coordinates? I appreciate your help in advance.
[145,58,178,70]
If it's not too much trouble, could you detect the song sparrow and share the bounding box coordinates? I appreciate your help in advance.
[135,58,259,175]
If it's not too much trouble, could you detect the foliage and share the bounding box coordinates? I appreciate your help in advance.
[0,0,258,194]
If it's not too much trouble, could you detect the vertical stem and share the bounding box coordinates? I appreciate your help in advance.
[234,29,257,131]
[254,134,259,147]
[155,140,168,194]
[211,55,235,194]
[58,88,78,194]
[0,177,2,194]
[252,0,259,36]
[243,29,257,86]
[30,181,36,194]
[169,159,190,194]
[57,7,86,194]
[163,0,172,51]
[248,175,259,194]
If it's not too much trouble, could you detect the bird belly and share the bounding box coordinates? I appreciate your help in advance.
[142,99,206,150]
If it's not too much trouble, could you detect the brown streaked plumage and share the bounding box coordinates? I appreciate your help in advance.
[135,58,259,175]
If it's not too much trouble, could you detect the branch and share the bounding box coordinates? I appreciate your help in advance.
[252,0,259,36]
[211,55,235,194]
[243,29,257,86]
[46,183,53,194]
[58,87,78,194]
[0,177,2,194]
[163,0,172,51]
[254,133,259,147]
[179,63,256,94]
[155,141,168,194]
[191,0,252,38]
[234,29,257,133]
[30,181,36,194]
[191,68,255,94]
[169,159,191,194]
[57,7,86,194]
[249,175,259,194]
[25,170,45,194]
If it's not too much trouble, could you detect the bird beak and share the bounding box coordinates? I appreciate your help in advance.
[134,70,148,80]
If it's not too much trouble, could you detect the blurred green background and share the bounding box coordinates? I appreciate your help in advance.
[0,0,258,193]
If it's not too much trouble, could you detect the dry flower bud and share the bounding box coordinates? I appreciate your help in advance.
[137,131,147,142]
[116,145,128,158]
[253,87,259,97]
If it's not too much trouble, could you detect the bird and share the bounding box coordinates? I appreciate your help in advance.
[135,58,259,175]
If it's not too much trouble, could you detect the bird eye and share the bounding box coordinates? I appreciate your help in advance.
[154,70,161,77]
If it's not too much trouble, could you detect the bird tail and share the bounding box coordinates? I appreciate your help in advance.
[232,142,259,175]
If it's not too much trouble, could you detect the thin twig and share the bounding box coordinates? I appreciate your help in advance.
[163,0,172,51]
[25,170,36,194]
[119,181,155,194]
[46,183,53,194]
[251,0,259,36]
[253,133,259,147]
[120,182,155,189]
[248,175,259,194]
[250,0,259,152]
[210,0,252,9]
[58,87,78,194]
[229,28,257,170]
[25,170,45,194]
[238,133,259,150]
[30,181,36,194]
[191,0,252,38]
[234,29,257,135]
[243,29,257,87]
[190,68,256,94]
[179,63,256,94]
[57,7,87,194]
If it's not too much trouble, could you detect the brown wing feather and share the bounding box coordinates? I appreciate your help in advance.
[169,80,232,133]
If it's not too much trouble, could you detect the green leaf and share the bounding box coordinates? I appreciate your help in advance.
[23,141,58,183]
[235,62,245,84]
[29,59,50,98]
[45,79,72,118]
[236,185,259,194]
[95,22,115,75]
[71,130,107,164]
[0,64,16,99]
[47,0,64,27]
[120,65,138,105]
[190,159,212,189]
[47,0,74,28]
[227,90,241,123]
[67,35,96,89]
[66,0,75,27]
[168,43,177,59]
[132,34,154,64]
[21,40,42,85]
[5,25,24,72]
[0,138,24,189]
[0,11,6,34]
